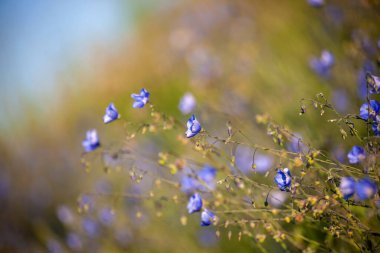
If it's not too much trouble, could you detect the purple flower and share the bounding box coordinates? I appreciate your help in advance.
[339,177,356,200]
[308,0,324,7]
[103,103,120,124]
[235,145,273,174]
[347,146,366,164]
[198,166,217,190]
[78,194,95,212]
[359,100,380,121]
[82,129,100,152]
[179,92,196,114]
[47,239,62,253]
[180,176,199,193]
[180,166,217,193]
[198,228,218,247]
[186,114,201,138]
[201,209,216,226]
[268,191,288,207]
[274,168,292,191]
[56,205,74,225]
[357,62,375,99]
[372,116,380,136]
[332,89,349,113]
[99,207,115,226]
[82,217,100,237]
[366,73,380,94]
[355,178,377,200]
[287,134,307,153]
[66,233,82,251]
[310,50,334,77]
[131,88,150,108]
[187,193,203,214]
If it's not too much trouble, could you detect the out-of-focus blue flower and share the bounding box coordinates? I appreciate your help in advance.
[307,0,324,7]
[198,166,217,189]
[78,194,95,212]
[180,176,199,193]
[82,217,100,238]
[358,62,375,99]
[186,114,202,138]
[47,239,62,253]
[115,228,133,247]
[254,154,274,174]
[287,134,307,153]
[56,205,74,225]
[187,193,203,214]
[268,191,288,208]
[66,233,83,251]
[355,178,377,200]
[366,73,380,94]
[347,146,366,164]
[309,50,334,77]
[131,88,150,108]
[359,100,380,120]
[198,228,218,247]
[372,119,380,136]
[235,145,273,174]
[339,177,356,200]
[82,129,100,152]
[103,103,120,124]
[201,209,216,226]
[179,92,196,114]
[99,207,115,226]
[274,168,292,191]
[332,89,349,113]
[181,166,217,193]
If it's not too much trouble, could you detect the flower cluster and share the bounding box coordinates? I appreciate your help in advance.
[340,176,377,201]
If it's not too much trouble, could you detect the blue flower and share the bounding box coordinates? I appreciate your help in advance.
[347,146,366,164]
[82,129,100,152]
[287,133,307,153]
[186,114,202,138]
[332,89,348,113]
[274,168,292,191]
[201,209,216,226]
[99,207,115,226]
[187,193,203,214]
[198,166,217,189]
[56,205,74,225]
[103,103,120,124]
[47,239,62,253]
[179,92,196,114]
[131,88,150,108]
[66,233,82,251]
[359,100,380,120]
[78,194,95,212]
[372,117,380,136]
[309,50,334,77]
[180,176,198,193]
[339,177,356,200]
[366,73,380,94]
[308,0,324,7]
[186,115,202,138]
[355,178,377,200]
[82,218,100,237]
[357,62,375,99]
[180,166,217,193]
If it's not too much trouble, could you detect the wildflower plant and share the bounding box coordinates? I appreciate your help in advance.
[54,2,380,253]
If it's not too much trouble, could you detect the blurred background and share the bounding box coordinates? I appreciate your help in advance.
[0,0,379,252]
